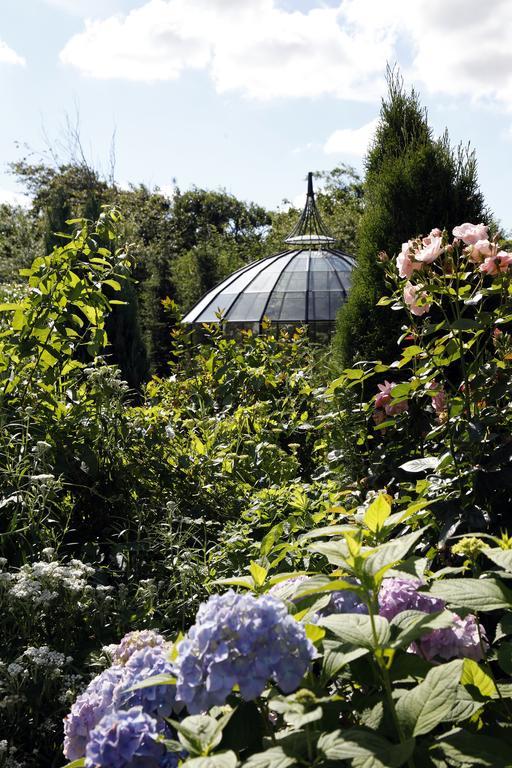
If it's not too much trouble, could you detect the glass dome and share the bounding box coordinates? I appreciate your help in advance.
[182,173,356,336]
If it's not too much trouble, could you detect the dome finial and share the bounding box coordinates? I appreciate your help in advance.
[284,171,335,246]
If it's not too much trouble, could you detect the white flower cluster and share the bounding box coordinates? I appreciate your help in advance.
[6,646,72,679]
[0,558,95,606]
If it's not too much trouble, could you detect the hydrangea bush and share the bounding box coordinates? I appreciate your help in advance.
[59,221,512,768]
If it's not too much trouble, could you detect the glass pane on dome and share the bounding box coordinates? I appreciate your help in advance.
[244,252,294,293]
[228,291,271,321]
[308,291,330,320]
[271,291,306,321]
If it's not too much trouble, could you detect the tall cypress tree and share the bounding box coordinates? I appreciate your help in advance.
[333,69,487,366]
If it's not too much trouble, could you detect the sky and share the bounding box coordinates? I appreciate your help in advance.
[0,0,511,229]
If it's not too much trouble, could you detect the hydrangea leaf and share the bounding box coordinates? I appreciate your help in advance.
[461,659,496,697]
[427,578,512,611]
[395,659,463,737]
[170,712,233,756]
[317,729,414,766]
[319,614,390,650]
[320,641,369,681]
[390,609,456,649]
[483,548,512,572]
[126,673,176,692]
[63,760,85,768]
[183,751,238,768]
[362,528,428,578]
[243,746,297,768]
[431,731,511,767]
[249,562,268,587]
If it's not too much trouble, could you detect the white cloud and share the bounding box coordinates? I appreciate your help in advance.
[324,117,378,156]
[59,0,393,99]
[59,0,512,110]
[0,39,25,67]
[0,188,31,207]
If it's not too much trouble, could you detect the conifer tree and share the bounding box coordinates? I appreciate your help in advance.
[333,69,487,366]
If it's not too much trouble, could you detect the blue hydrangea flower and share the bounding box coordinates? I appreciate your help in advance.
[175,590,315,714]
[328,588,368,615]
[63,666,125,760]
[113,646,176,718]
[85,707,165,768]
[110,630,166,665]
[378,577,486,661]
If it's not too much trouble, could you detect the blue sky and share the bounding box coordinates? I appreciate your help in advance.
[0,0,511,230]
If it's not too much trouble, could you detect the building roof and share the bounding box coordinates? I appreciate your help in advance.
[182,172,356,329]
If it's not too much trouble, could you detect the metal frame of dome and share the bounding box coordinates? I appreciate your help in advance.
[182,172,356,338]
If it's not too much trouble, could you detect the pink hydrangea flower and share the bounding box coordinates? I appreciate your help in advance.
[479,251,512,276]
[397,241,422,279]
[416,235,444,264]
[403,281,430,316]
[452,222,488,245]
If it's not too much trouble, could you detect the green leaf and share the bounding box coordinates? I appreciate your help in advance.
[363,528,428,578]
[395,659,463,737]
[183,752,238,768]
[497,642,512,675]
[62,760,86,768]
[399,457,439,473]
[249,562,267,587]
[461,659,496,697]
[427,578,512,611]
[0,302,23,311]
[305,624,325,643]
[431,731,510,767]
[243,747,296,768]
[126,673,176,692]
[319,614,390,650]
[169,712,233,756]
[391,610,456,649]
[483,547,512,572]
[344,368,365,380]
[317,729,414,767]
[307,539,350,567]
[321,641,369,680]
[364,494,392,533]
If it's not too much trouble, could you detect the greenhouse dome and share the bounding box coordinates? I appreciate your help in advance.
[182,173,356,337]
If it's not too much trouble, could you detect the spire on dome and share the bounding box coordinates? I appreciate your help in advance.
[284,172,336,246]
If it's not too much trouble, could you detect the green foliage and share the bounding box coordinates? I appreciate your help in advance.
[334,69,488,367]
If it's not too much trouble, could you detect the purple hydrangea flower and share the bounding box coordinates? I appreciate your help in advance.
[110,630,165,665]
[85,707,165,768]
[419,614,485,661]
[114,646,176,718]
[63,666,125,760]
[175,590,315,713]
[378,577,444,619]
[378,577,486,661]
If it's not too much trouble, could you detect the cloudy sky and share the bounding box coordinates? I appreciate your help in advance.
[0,0,511,227]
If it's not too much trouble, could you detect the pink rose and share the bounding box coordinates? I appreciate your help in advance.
[468,239,497,264]
[416,235,444,264]
[479,251,512,276]
[428,381,447,418]
[422,228,442,246]
[375,380,393,410]
[375,380,408,416]
[452,223,488,245]
[397,241,422,278]
[403,281,430,317]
